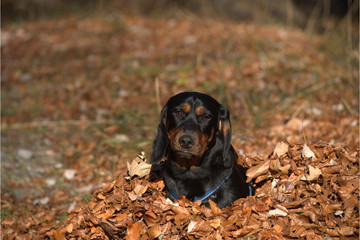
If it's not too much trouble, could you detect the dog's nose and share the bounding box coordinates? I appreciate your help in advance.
[179,135,195,149]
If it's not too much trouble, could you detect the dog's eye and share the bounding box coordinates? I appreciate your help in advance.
[174,111,184,118]
[198,114,211,122]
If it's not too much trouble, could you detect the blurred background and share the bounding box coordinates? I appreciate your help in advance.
[1,0,359,237]
[2,0,359,29]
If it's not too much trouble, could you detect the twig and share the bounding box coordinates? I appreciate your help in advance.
[93,127,109,139]
[290,100,308,119]
[340,96,355,115]
[302,129,308,145]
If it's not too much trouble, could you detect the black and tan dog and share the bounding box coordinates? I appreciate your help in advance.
[150,92,250,208]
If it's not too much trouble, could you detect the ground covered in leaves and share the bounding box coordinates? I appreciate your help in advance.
[48,142,359,239]
[1,7,359,240]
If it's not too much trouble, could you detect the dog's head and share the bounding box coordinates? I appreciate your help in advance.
[150,92,233,169]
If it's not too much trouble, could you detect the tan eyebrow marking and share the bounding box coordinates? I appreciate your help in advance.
[181,103,191,113]
[195,106,205,116]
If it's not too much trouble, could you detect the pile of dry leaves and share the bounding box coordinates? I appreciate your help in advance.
[48,142,358,239]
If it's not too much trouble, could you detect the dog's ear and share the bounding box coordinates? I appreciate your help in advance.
[218,105,233,167]
[149,105,169,164]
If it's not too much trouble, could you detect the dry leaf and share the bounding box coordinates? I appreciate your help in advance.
[268,208,288,217]
[230,225,258,237]
[209,200,222,215]
[273,142,289,157]
[98,218,121,240]
[301,165,321,181]
[126,222,142,240]
[187,220,212,236]
[187,221,197,233]
[339,226,355,236]
[53,229,66,240]
[127,156,151,178]
[327,228,340,237]
[246,160,271,182]
[209,219,221,229]
[288,225,306,237]
[49,143,358,239]
[279,164,291,175]
[273,224,283,233]
[102,180,115,193]
[127,192,139,201]
[133,184,148,196]
[272,178,280,189]
[301,144,315,159]
[259,230,288,240]
[148,224,162,239]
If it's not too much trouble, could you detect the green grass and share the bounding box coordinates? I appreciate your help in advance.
[1,208,14,221]
[56,212,68,225]
[81,194,92,204]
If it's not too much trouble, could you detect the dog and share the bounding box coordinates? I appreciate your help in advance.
[150,92,250,208]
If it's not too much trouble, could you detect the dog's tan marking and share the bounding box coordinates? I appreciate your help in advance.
[219,120,230,137]
[181,103,191,113]
[162,117,166,126]
[195,106,205,116]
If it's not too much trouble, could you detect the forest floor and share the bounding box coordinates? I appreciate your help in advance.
[1,10,359,239]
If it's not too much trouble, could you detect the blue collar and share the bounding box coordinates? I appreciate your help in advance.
[168,175,230,203]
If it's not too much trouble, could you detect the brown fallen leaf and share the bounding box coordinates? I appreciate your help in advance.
[288,225,306,238]
[98,218,122,240]
[126,222,143,240]
[49,143,358,239]
[52,229,66,240]
[209,200,222,216]
[102,180,116,193]
[230,225,258,237]
[273,224,283,233]
[258,230,288,240]
[147,224,162,239]
[321,164,342,174]
[127,155,151,178]
[209,219,221,229]
[246,160,270,182]
[187,220,213,237]
[268,208,288,217]
[133,184,148,196]
[273,141,289,157]
[301,165,321,181]
[1,216,15,226]
[326,228,340,237]
[301,144,315,159]
[127,191,139,201]
[339,226,355,236]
